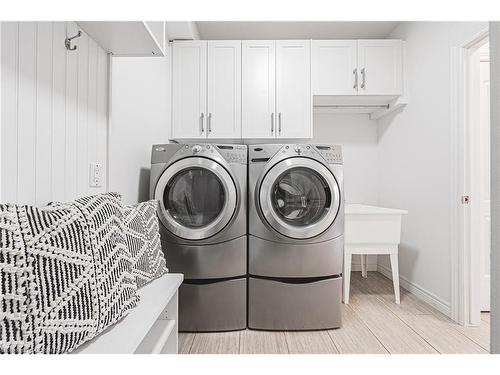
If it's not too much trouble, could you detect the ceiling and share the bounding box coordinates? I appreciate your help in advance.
[195,21,400,40]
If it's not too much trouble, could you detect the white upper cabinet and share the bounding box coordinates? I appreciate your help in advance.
[172,41,207,138]
[357,40,403,95]
[312,39,403,97]
[241,41,276,138]
[207,41,242,138]
[172,40,242,139]
[312,40,357,95]
[276,40,312,139]
[171,38,404,139]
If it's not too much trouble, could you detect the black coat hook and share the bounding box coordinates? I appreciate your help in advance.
[65,31,82,51]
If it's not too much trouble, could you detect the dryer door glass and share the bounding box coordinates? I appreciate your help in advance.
[165,168,225,228]
[271,167,331,226]
[259,157,341,239]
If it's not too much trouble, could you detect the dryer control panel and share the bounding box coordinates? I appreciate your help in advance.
[314,145,343,164]
[249,144,342,164]
[279,144,342,164]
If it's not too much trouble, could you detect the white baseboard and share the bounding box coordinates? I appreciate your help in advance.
[377,264,451,317]
[351,264,378,272]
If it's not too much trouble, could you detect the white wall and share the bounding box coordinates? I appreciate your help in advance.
[377,22,488,312]
[109,54,170,205]
[1,21,109,206]
[313,112,379,204]
[313,112,380,269]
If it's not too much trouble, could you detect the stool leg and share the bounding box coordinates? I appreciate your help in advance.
[390,253,400,304]
[361,255,367,278]
[344,253,352,304]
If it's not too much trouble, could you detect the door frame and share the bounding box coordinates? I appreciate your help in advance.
[450,28,489,326]
[0,22,3,202]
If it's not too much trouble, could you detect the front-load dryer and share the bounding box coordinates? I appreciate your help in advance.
[150,143,247,332]
[248,144,344,330]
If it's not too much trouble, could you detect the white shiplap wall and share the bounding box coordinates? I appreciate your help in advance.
[1,21,108,206]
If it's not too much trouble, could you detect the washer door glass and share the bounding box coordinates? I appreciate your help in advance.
[259,158,340,239]
[271,167,331,226]
[165,168,225,228]
[155,157,237,240]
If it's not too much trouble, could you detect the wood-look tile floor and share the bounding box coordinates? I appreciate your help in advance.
[179,272,490,354]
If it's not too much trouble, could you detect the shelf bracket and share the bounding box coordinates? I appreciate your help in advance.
[369,98,408,121]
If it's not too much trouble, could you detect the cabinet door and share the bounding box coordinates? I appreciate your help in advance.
[312,40,357,95]
[207,40,242,138]
[172,41,207,138]
[242,40,276,138]
[357,40,402,95]
[276,40,312,139]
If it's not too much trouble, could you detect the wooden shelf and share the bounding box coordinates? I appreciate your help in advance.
[77,21,166,56]
[313,95,407,120]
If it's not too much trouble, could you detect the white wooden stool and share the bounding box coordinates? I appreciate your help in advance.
[343,204,408,305]
[344,246,400,304]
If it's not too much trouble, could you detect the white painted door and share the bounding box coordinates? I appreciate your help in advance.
[312,40,357,95]
[172,41,207,139]
[276,40,312,139]
[479,55,491,312]
[357,40,403,96]
[207,40,242,138]
[241,40,276,138]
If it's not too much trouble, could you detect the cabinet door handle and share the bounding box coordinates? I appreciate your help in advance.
[208,113,212,133]
[200,113,205,133]
[361,68,366,89]
[278,112,282,135]
[353,68,358,89]
[271,113,274,134]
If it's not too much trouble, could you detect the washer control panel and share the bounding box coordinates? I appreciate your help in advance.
[216,144,247,164]
[172,144,247,164]
[191,144,203,154]
[176,143,215,157]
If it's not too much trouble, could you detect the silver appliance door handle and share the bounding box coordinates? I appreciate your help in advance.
[353,68,358,89]
[278,112,282,135]
[271,113,274,134]
[208,113,212,133]
[361,68,366,89]
[200,113,205,133]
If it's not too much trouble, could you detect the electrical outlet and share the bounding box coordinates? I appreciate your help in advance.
[89,162,102,188]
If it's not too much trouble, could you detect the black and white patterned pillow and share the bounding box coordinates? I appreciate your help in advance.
[123,200,168,288]
[1,204,39,354]
[0,192,138,354]
[72,193,139,331]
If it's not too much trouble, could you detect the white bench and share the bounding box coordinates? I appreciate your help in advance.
[74,273,183,354]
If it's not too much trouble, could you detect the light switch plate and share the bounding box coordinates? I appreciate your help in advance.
[89,162,102,188]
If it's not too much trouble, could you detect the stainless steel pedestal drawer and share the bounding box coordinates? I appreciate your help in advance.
[179,277,247,332]
[248,276,342,330]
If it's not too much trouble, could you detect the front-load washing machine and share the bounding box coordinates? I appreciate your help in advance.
[248,144,344,330]
[150,143,247,332]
